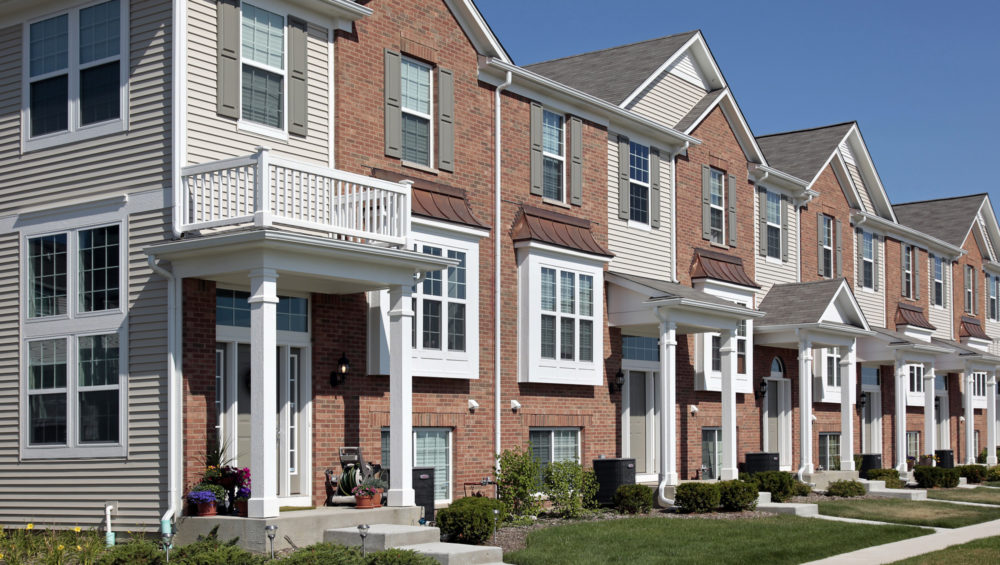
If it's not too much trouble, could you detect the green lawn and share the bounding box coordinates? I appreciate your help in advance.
[504,515,929,565]
[984,481,1000,488]
[926,487,1000,505]
[817,498,1000,528]
[890,536,1000,564]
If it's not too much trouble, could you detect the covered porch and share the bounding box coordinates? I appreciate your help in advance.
[932,337,1000,466]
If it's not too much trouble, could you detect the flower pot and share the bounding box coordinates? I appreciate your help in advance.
[919,457,935,467]
[235,500,248,517]
[354,494,377,509]
[195,501,217,516]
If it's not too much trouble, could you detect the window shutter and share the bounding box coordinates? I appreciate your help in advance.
[856,228,864,286]
[437,68,455,172]
[816,212,823,276]
[944,260,948,307]
[900,243,907,296]
[929,252,935,301]
[384,50,402,158]
[973,268,979,315]
[617,135,629,220]
[873,234,880,292]
[650,148,661,229]
[530,102,543,196]
[701,165,711,240]
[569,116,583,206]
[913,249,920,300]
[216,0,241,119]
[835,218,843,278]
[728,174,738,247]
[757,187,766,257]
[287,17,308,136]
[780,194,789,262]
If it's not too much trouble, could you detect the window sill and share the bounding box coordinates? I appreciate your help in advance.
[860,287,876,294]
[401,160,439,175]
[764,255,783,265]
[627,220,651,231]
[237,120,289,141]
[541,197,570,209]
[708,241,729,250]
[22,119,127,153]
[20,444,127,460]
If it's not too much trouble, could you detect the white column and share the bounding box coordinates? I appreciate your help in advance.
[839,344,855,471]
[387,285,415,507]
[923,364,936,464]
[965,371,975,464]
[894,355,908,473]
[658,320,677,486]
[987,373,997,466]
[720,328,738,480]
[248,268,279,518]
[798,336,814,477]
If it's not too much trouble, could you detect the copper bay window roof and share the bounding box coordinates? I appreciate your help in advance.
[959,316,990,340]
[691,248,759,288]
[511,205,612,257]
[894,303,935,330]
[371,168,488,230]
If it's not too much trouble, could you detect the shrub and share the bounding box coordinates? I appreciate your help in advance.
[939,467,960,488]
[495,446,542,521]
[717,480,757,511]
[542,461,599,518]
[674,483,720,513]
[742,471,796,502]
[956,465,987,484]
[97,538,165,565]
[866,468,905,489]
[171,529,262,565]
[826,480,866,498]
[365,548,438,565]
[792,480,812,497]
[612,484,653,514]
[279,543,363,565]
[914,465,960,488]
[436,496,502,545]
[988,465,1000,482]
[977,447,1000,464]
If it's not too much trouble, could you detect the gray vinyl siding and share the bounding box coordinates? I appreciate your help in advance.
[186,0,330,167]
[854,231,885,327]
[626,72,706,130]
[606,134,672,281]
[754,193,798,302]
[986,319,1000,356]
[0,0,171,216]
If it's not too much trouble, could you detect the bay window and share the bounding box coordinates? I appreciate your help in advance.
[825,349,842,387]
[910,364,924,393]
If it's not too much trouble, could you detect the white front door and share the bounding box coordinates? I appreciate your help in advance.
[622,365,658,479]
[861,390,882,454]
[936,394,950,450]
[762,379,792,470]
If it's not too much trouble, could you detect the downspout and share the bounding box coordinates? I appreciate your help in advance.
[171,0,187,238]
[148,255,178,539]
[494,71,512,472]
[105,504,115,546]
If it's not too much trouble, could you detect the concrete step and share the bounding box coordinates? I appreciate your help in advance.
[398,541,504,565]
[324,524,440,551]
[756,502,818,516]
[863,479,927,500]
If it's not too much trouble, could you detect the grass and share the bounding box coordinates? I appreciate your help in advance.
[817,498,1000,528]
[926,487,1000,505]
[889,536,1000,564]
[984,481,1000,488]
[503,515,929,565]
[278,505,316,512]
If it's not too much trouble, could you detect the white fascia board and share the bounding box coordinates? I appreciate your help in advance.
[619,33,712,108]
[977,197,1000,261]
[412,216,490,239]
[650,298,763,322]
[846,124,897,223]
[443,0,511,63]
[852,211,965,260]
[680,90,766,165]
[749,165,811,201]
[680,88,725,135]
[286,0,371,31]
[828,153,866,212]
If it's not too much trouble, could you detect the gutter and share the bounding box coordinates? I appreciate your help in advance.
[493,70,512,473]
[851,210,965,260]
[148,254,179,538]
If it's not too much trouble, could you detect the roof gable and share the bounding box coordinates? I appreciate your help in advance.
[893,194,987,248]
[443,0,511,63]
[757,279,869,330]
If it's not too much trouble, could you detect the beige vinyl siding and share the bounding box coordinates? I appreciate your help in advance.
[854,231,885,327]
[929,261,953,340]
[754,192,798,302]
[186,0,330,167]
[847,163,875,214]
[986,320,1000,356]
[977,217,997,261]
[0,0,171,216]
[626,72,706,130]
[606,134,672,281]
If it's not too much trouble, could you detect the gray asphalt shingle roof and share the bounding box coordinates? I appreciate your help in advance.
[674,89,726,132]
[756,279,846,327]
[755,123,854,183]
[610,272,751,311]
[893,194,986,248]
[523,31,698,105]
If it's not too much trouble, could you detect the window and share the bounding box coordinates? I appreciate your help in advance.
[413,244,467,352]
[622,336,658,362]
[241,3,285,130]
[381,428,452,502]
[821,215,834,278]
[861,366,880,387]
[709,169,725,245]
[990,275,999,321]
[540,268,594,363]
[628,142,650,224]
[709,325,746,374]
[711,336,721,372]
[973,372,987,397]
[819,433,840,471]
[530,428,580,484]
[25,0,127,149]
[826,349,842,388]
[29,226,120,318]
[701,427,722,480]
[935,373,947,391]
[400,58,433,166]
[965,265,975,313]
[542,110,565,201]
[934,256,944,307]
[909,364,924,393]
[215,289,308,332]
[765,191,781,260]
[902,244,913,297]
[906,431,920,459]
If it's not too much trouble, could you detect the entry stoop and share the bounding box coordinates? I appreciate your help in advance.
[397,541,504,565]
[325,524,509,565]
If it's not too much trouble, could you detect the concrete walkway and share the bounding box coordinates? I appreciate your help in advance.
[802,518,1000,565]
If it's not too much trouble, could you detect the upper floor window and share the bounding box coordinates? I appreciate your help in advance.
[241,3,285,130]
[933,255,944,307]
[826,349,842,387]
[765,191,781,260]
[628,142,650,224]
[384,51,454,171]
[990,275,999,321]
[909,364,924,393]
[709,169,725,245]
[862,232,875,289]
[413,245,467,353]
[901,244,912,297]
[965,265,975,314]
[400,58,433,166]
[821,215,834,278]
[24,0,127,151]
[542,110,565,201]
[29,225,120,318]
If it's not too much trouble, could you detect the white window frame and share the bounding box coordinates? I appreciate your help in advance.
[990,275,999,321]
[693,285,754,394]
[381,427,453,503]
[906,430,920,459]
[765,190,781,261]
[972,372,988,410]
[825,349,842,388]
[818,432,841,471]
[237,1,289,139]
[965,265,974,314]
[628,141,650,226]
[541,109,565,202]
[902,244,913,297]
[20,217,128,459]
[400,56,434,168]
[821,215,834,278]
[709,168,725,245]
[21,0,130,152]
[529,427,581,466]
[933,256,944,308]
[517,244,605,385]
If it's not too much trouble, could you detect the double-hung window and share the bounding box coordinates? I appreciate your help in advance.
[821,215,834,278]
[819,433,841,471]
[400,57,433,166]
[24,223,126,458]
[241,3,285,130]
[542,110,565,201]
[628,142,650,224]
[765,191,781,260]
[25,0,127,150]
[381,428,452,502]
[826,349,842,388]
[862,232,875,290]
[414,245,467,353]
[709,169,725,244]
[530,428,580,484]
[933,256,944,306]
[965,265,975,313]
[540,268,594,363]
[909,364,924,393]
[973,372,987,398]
[989,275,999,321]
[902,244,912,297]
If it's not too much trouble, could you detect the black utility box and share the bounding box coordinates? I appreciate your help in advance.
[413,467,435,523]
[935,450,955,469]
[592,458,635,505]
[859,454,882,478]
[743,452,779,474]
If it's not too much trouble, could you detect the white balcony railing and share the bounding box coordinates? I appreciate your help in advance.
[179,148,411,247]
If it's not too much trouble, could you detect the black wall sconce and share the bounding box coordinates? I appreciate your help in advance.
[859,392,868,411]
[330,353,350,387]
[610,369,625,394]
[756,379,768,400]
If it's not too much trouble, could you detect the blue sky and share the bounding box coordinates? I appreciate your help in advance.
[476,0,1000,208]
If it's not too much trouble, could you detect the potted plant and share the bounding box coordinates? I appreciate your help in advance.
[352,481,380,509]
[187,490,218,516]
[906,456,916,471]
[919,453,939,467]
[234,487,251,517]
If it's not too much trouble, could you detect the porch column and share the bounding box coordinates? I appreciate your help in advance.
[839,343,855,471]
[657,319,677,486]
[387,285,415,507]
[798,336,814,478]
[987,373,997,466]
[965,370,975,464]
[720,328,738,480]
[894,354,907,473]
[248,268,279,518]
[923,364,936,463]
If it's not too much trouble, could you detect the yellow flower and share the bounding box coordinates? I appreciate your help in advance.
[25,523,33,530]
[73,526,81,533]
[76,545,82,551]
[58,544,64,551]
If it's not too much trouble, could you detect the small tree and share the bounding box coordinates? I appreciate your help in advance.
[495,446,542,521]
[542,460,598,518]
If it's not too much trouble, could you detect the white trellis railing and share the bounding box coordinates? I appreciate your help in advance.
[179,148,411,247]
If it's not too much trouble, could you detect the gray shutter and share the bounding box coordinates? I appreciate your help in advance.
[856,228,864,286]
[530,102,543,196]
[617,136,629,220]
[437,68,454,172]
[873,234,880,292]
[728,174,738,247]
[288,17,308,136]
[944,260,949,307]
[569,116,583,206]
[817,212,824,276]
[835,218,843,278]
[650,148,661,229]
[780,194,789,262]
[384,50,402,158]
[757,188,766,257]
[929,252,935,302]
[914,248,920,300]
[900,243,907,296]
[701,165,711,240]
[216,0,240,119]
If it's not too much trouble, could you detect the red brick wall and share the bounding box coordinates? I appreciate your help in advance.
[884,238,931,330]
[182,278,217,492]
[800,166,855,285]
[954,231,987,331]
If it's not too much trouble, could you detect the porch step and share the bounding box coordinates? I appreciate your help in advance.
[398,541,504,565]
[756,492,818,516]
[324,524,440,551]
[863,480,927,500]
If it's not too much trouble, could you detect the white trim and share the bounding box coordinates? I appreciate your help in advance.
[541,109,566,202]
[238,1,289,134]
[400,56,434,168]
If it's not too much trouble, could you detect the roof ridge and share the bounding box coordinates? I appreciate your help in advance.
[894,193,988,207]
[768,278,845,290]
[756,121,856,140]
[524,30,698,67]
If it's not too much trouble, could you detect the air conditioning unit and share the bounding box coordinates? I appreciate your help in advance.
[592,458,636,506]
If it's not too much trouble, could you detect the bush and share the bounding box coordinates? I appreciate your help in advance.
[866,468,905,489]
[742,471,796,502]
[171,529,262,565]
[792,480,812,497]
[436,496,502,545]
[495,446,542,521]
[826,480,866,498]
[365,548,438,565]
[939,467,960,488]
[279,543,363,565]
[956,464,987,484]
[914,465,960,489]
[977,447,1000,464]
[542,461,599,518]
[674,483,720,513]
[98,538,165,565]
[717,480,757,511]
[612,484,653,514]
[988,466,1000,482]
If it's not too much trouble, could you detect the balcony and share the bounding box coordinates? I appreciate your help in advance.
[179,148,411,247]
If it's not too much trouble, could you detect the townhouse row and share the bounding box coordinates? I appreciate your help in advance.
[0,0,996,529]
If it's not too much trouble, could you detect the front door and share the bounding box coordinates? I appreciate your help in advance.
[861,391,882,454]
[622,367,658,478]
[936,395,949,450]
[702,428,722,479]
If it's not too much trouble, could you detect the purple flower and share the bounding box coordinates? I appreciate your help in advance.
[187,490,216,504]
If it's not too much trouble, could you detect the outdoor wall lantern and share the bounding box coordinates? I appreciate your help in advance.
[756,380,768,400]
[330,353,351,388]
[610,369,625,393]
[859,393,867,411]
